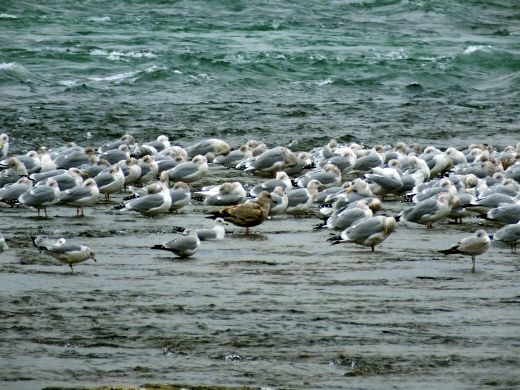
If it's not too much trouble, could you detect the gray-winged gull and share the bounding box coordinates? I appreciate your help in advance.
[439,229,491,272]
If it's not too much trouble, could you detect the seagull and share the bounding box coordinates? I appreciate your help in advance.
[239,146,294,175]
[207,191,272,234]
[193,181,246,206]
[173,218,227,241]
[0,157,28,187]
[398,193,458,229]
[250,171,292,197]
[151,229,200,257]
[480,203,520,225]
[213,145,252,167]
[54,146,96,169]
[187,138,230,159]
[0,133,9,159]
[99,144,131,165]
[329,216,396,252]
[143,134,171,153]
[169,181,191,212]
[114,179,171,216]
[492,223,520,253]
[0,177,33,206]
[268,186,288,216]
[94,165,125,201]
[285,179,321,214]
[167,155,208,183]
[32,236,96,273]
[98,133,135,153]
[439,229,491,272]
[59,178,100,217]
[315,200,373,231]
[296,164,342,189]
[18,178,60,217]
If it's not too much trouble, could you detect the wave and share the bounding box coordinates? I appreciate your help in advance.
[59,65,168,87]
[90,49,157,61]
[0,13,18,19]
[0,62,33,83]
[87,16,111,22]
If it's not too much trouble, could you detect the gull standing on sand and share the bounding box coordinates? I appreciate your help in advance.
[94,165,125,201]
[492,223,520,253]
[59,178,100,216]
[151,229,200,257]
[399,193,458,229]
[315,200,373,231]
[18,178,60,217]
[32,236,96,273]
[439,230,491,272]
[329,215,397,252]
[207,191,272,234]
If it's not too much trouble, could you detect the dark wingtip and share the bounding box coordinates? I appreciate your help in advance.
[313,223,326,230]
[150,245,164,250]
[327,235,341,243]
[113,203,126,210]
[123,193,139,201]
[172,226,186,233]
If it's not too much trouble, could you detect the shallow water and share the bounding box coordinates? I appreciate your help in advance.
[1,165,519,389]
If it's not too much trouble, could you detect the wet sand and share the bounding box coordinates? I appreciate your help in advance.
[1,165,519,389]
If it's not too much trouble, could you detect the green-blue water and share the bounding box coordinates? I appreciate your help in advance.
[1,0,519,152]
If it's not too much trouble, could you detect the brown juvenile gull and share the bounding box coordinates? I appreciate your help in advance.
[439,229,491,272]
[207,191,271,234]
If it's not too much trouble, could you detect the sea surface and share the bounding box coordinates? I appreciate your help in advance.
[1,0,520,389]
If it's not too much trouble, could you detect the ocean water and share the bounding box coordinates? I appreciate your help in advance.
[1,1,520,389]
[1,0,520,153]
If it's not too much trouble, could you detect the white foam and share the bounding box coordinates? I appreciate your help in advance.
[463,45,493,55]
[88,16,111,22]
[317,78,333,86]
[0,13,18,19]
[88,70,139,83]
[59,79,80,87]
[90,49,157,61]
[0,62,17,70]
